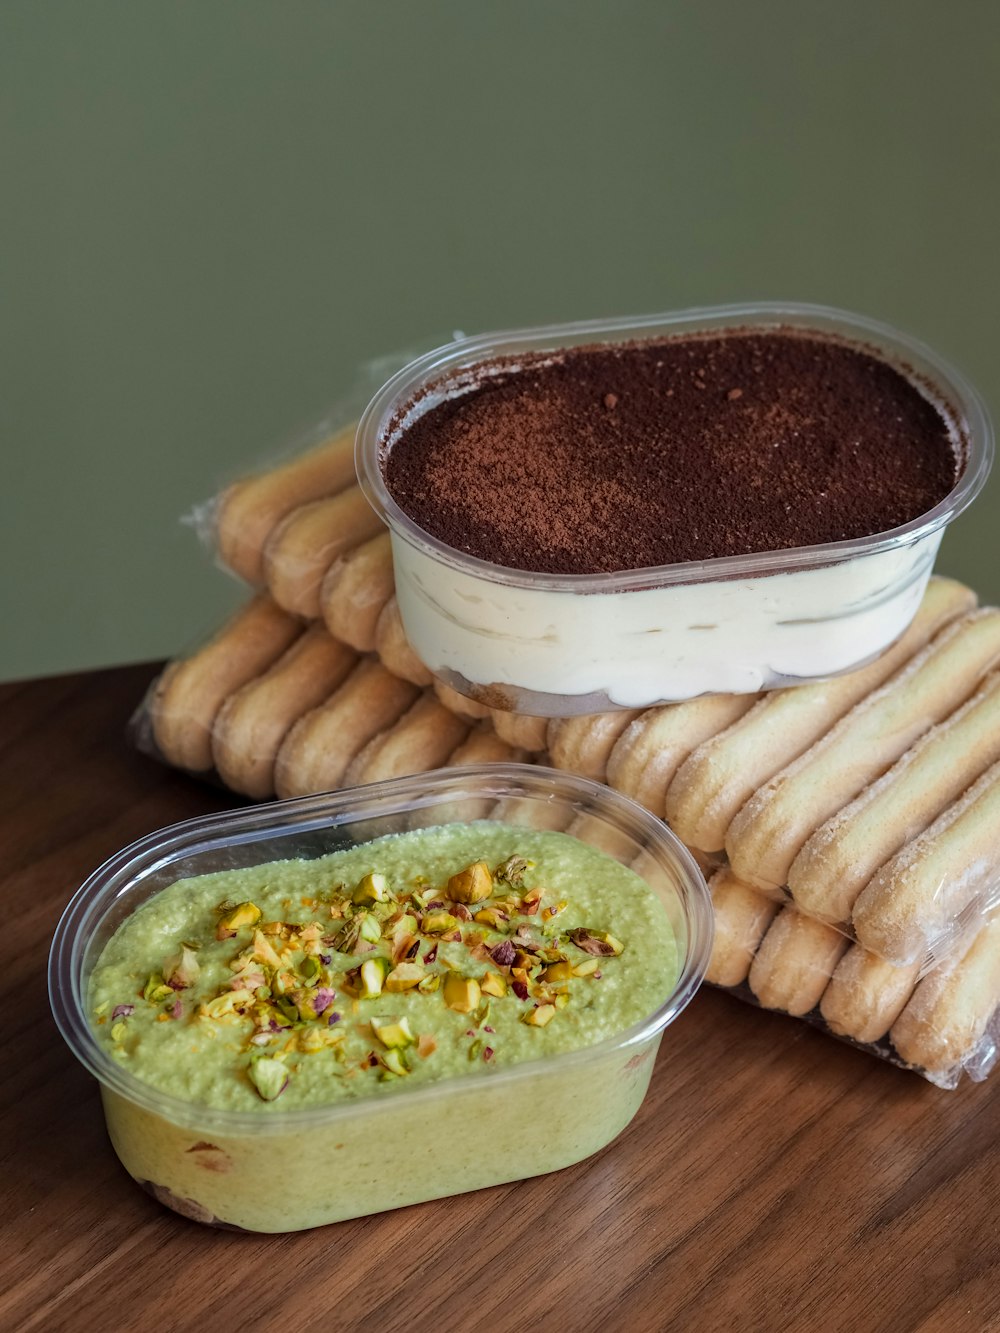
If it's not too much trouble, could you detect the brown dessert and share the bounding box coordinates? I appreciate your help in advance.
[383,332,960,575]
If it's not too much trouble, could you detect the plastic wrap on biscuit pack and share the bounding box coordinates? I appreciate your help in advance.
[184,341,450,590]
[705,867,1000,1089]
[132,567,1000,986]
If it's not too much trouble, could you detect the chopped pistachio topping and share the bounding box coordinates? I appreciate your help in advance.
[216,901,262,939]
[522,1004,556,1028]
[352,872,390,905]
[443,973,481,1014]
[447,861,493,904]
[371,1017,416,1050]
[247,1057,288,1101]
[102,850,633,1101]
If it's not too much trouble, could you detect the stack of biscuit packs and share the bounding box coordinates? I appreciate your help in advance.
[133,418,1000,1089]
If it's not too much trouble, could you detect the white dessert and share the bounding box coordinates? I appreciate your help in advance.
[390,529,940,711]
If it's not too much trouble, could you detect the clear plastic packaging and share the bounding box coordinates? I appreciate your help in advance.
[49,764,713,1233]
[705,868,1000,1088]
[195,343,447,619]
[130,567,1000,981]
[355,303,992,716]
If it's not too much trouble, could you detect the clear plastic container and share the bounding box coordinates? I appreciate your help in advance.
[49,764,712,1233]
[355,303,993,715]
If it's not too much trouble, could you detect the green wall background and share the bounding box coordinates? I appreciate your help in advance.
[3,0,999,681]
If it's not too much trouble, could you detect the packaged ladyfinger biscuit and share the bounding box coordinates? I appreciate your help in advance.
[133,565,1000,995]
[705,869,1000,1089]
[189,342,449,602]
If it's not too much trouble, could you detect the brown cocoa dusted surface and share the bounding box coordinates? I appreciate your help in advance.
[383,331,960,575]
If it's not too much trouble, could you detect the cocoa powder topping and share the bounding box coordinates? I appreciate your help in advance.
[382,330,961,575]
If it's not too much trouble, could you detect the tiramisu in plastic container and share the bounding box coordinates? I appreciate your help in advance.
[356,303,992,715]
[48,765,711,1232]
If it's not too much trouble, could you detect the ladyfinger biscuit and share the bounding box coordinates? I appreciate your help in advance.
[819,946,921,1045]
[727,609,1000,892]
[890,910,1000,1076]
[342,694,470,786]
[274,659,420,798]
[433,679,492,721]
[852,759,1000,964]
[705,869,780,988]
[490,796,573,832]
[215,422,357,585]
[547,711,642,782]
[320,531,395,653]
[666,577,975,852]
[748,907,849,1017]
[609,695,757,818]
[446,726,523,767]
[150,595,302,773]
[212,627,357,798]
[789,670,1000,926]
[565,812,637,861]
[406,727,524,827]
[263,487,385,618]
[490,709,549,752]
[374,597,434,687]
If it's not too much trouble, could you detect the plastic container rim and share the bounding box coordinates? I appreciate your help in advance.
[355,300,994,591]
[49,764,713,1137]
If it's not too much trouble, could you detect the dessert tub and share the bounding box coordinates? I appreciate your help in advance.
[49,765,712,1233]
[355,303,992,714]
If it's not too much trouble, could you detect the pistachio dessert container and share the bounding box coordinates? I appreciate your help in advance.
[49,765,712,1233]
[355,303,993,715]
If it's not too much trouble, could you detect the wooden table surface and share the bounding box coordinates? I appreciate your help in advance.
[2,664,999,1333]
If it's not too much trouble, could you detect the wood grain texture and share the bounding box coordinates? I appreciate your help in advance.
[1,665,998,1333]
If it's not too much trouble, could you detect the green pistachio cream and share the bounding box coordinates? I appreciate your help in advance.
[90,823,678,1114]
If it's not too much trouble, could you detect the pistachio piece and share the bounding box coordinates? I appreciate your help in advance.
[473,907,509,929]
[521,1004,556,1027]
[422,910,458,934]
[332,917,363,953]
[247,1057,288,1101]
[447,861,494,904]
[163,944,200,990]
[567,928,624,957]
[379,1048,410,1077]
[142,973,175,1004]
[252,930,283,969]
[417,1032,437,1059]
[352,872,390,905]
[494,855,529,887]
[359,956,390,999]
[371,1016,416,1049]
[358,913,383,944]
[417,973,441,994]
[572,958,601,978]
[539,961,574,984]
[443,973,482,1014]
[480,970,507,998]
[490,940,516,968]
[216,901,262,940]
[201,989,254,1019]
[385,961,425,992]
